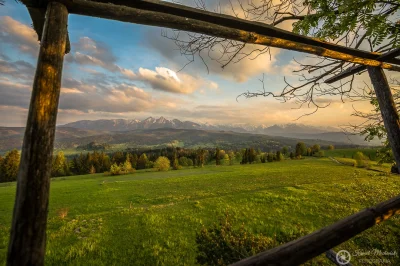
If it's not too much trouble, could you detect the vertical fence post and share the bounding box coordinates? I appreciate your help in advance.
[367,67,400,173]
[7,2,68,265]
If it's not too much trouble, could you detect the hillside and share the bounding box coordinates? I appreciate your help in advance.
[0,127,358,153]
[0,159,398,265]
[61,117,381,146]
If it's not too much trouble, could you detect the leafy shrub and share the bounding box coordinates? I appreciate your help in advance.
[109,161,135,176]
[196,213,274,265]
[121,160,135,174]
[110,163,121,175]
[178,156,189,166]
[154,156,171,171]
[354,152,369,168]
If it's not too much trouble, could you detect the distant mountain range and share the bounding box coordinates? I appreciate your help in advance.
[0,127,359,153]
[0,117,382,152]
[61,117,381,146]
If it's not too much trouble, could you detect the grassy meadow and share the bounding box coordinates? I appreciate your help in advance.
[0,156,399,265]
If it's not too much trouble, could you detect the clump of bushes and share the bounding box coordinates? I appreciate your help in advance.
[154,156,171,171]
[195,213,274,265]
[106,160,135,176]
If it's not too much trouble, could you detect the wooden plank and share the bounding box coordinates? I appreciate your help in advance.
[6,2,68,266]
[367,67,400,173]
[57,0,400,70]
[326,48,400,83]
[229,194,400,266]
[90,0,400,65]
[27,7,71,54]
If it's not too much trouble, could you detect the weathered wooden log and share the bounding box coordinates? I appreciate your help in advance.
[6,2,68,266]
[72,0,400,65]
[27,6,71,54]
[54,0,400,70]
[326,48,400,83]
[367,67,400,173]
[229,194,400,265]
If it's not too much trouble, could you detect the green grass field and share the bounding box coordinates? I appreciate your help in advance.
[0,158,399,265]
[324,148,379,160]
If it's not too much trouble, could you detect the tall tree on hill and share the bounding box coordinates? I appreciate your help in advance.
[215,148,221,165]
[137,153,149,170]
[241,149,248,164]
[295,142,307,158]
[130,153,138,169]
[276,151,283,161]
[0,155,4,181]
[197,149,207,167]
[282,146,289,156]
[248,148,257,164]
[0,149,20,182]
[312,144,321,155]
[112,151,125,165]
[52,151,67,177]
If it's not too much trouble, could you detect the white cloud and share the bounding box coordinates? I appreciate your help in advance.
[0,16,39,56]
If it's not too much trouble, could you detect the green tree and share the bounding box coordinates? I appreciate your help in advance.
[122,158,134,174]
[197,149,207,167]
[276,151,283,161]
[52,151,66,177]
[130,153,138,169]
[215,148,221,165]
[312,144,321,155]
[248,148,257,164]
[154,156,171,171]
[241,149,248,164]
[137,153,149,170]
[235,151,242,163]
[289,152,295,160]
[0,155,4,181]
[228,151,235,165]
[110,163,121,175]
[281,146,289,156]
[1,149,20,182]
[295,142,307,158]
[172,158,181,170]
[223,154,230,165]
[328,145,335,150]
[179,156,189,166]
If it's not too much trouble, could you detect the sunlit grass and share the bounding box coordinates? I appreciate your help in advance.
[0,158,399,265]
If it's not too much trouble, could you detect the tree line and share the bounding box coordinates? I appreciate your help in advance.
[0,143,334,182]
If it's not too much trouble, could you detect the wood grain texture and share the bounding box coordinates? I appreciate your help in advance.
[27,6,71,54]
[368,67,400,173]
[326,48,400,83]
[6,2,68,266]
[230,194,400,265]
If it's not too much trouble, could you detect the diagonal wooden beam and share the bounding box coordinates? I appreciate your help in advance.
[27,6,71,54]
[230,193,400,265]
[54,0,400,71]
[89,0,400,66]
[326,48,400,84]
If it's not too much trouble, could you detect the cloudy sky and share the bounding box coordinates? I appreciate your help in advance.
[0,1,378,127]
